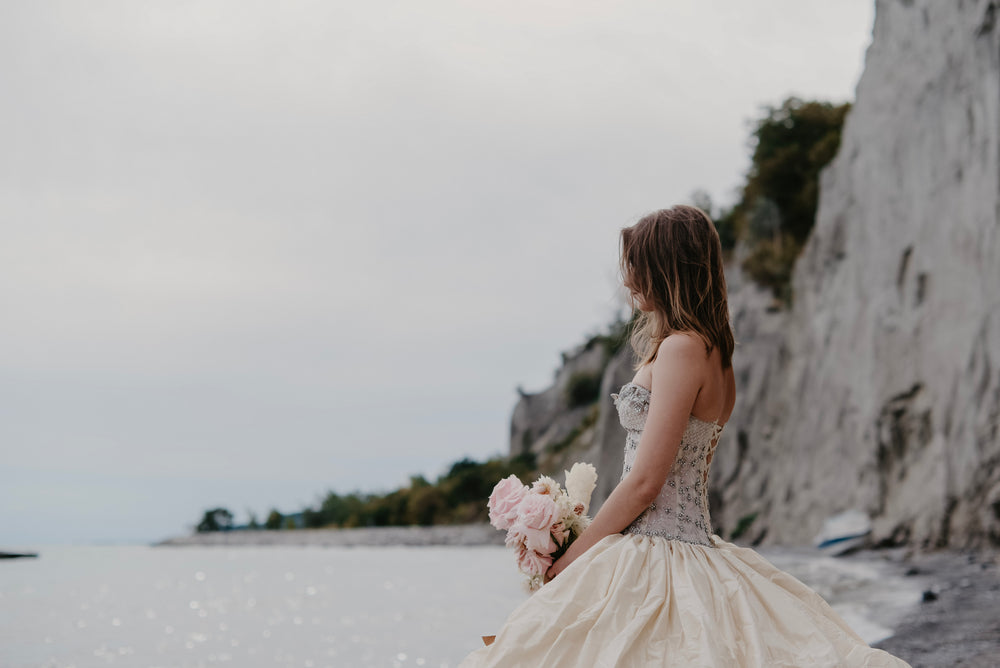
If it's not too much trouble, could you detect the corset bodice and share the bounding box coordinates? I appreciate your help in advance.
[611,382,723,547]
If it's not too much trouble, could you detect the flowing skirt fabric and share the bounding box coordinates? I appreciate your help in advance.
[459,534,910,668]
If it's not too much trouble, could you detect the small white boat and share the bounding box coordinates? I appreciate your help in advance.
[814,510,871,556]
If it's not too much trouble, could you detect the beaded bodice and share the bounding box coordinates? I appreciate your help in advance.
[611,382,723,547]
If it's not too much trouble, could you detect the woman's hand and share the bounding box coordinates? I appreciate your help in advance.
[545,533,591,583]
[545,553,573,583]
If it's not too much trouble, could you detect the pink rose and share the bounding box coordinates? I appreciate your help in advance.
[522,525,556,554]
[517,492,557,531]
[516,545,553,577]
[504,522,526,549]
[505,521,555,554]
[550,520,569,547]
[488,475,528,530]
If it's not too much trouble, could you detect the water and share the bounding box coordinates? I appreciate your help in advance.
[758,546,921,646]
[0,544,919,667]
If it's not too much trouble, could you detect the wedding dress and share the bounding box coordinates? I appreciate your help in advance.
[459,382,911,667]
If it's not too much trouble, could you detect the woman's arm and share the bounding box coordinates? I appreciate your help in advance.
[546,333,706,580]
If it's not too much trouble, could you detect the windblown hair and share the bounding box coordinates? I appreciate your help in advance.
[620,205,734,369]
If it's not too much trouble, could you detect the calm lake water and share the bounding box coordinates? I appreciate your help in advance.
[0,543,919,668]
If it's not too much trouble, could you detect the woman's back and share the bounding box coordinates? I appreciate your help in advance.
[629,331,735,428]
[611,332,734,546]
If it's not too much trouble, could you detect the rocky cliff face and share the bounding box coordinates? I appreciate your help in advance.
[711,0,1000,549]
[513,0,1000,548]
[509,336,632,494]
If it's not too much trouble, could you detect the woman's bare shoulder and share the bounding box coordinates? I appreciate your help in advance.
[649,333,709,388]
[654,331,708,361]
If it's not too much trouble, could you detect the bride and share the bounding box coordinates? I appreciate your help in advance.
[460,206,910,667]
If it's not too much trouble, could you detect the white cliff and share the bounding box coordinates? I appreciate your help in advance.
[515,0,1000,549]
[713,0,1000,548]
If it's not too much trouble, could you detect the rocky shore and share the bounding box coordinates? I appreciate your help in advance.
[873,548,1000,668]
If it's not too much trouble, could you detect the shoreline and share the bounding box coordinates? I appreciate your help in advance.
[155,523,506,548]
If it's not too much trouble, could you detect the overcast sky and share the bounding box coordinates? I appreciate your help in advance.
[1,1,874,545]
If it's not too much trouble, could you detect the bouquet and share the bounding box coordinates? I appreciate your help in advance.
[487,462,598,592]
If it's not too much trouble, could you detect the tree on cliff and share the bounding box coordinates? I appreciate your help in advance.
[714,97,850,298]
[744,98,849,243]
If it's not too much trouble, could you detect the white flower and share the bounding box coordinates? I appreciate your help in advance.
[562,509,591,534]
[531,475,560,497]
[554,492,575,521]
[523,573,544,593]
[564,462,598,514]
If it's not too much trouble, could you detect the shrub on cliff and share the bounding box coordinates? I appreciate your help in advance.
[565,370,603,408]
[742,98,849,245]
[706,97,850,299]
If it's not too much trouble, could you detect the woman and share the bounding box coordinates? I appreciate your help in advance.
[460,206,910,667]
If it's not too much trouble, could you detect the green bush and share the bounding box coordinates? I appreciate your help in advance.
[407,485,447,526]
[698,97,849,298]
[713,209,738,251]
[279,452,541,530]
[730,512,759,541]
[741,239,800,302]
[565,371,602,408]
[265,509,284,530]
[302,507,325,528]
[196,507,233,533]
[743,98,849,243]
[584,316,633,359]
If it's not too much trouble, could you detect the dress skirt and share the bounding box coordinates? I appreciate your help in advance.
[459,533,911,667]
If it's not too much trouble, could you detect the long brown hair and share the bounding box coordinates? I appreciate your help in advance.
[620,205,734,369]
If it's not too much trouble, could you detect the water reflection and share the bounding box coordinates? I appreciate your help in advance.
[0,544,915,667]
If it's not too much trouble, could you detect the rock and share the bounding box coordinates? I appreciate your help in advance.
[509,334,634,505]
[590,348,637,510]
[509,338,608,459]
[709,0,1000,549]
[875,548,1000,664]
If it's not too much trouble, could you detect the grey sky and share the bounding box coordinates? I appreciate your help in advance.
[1,1,873,545]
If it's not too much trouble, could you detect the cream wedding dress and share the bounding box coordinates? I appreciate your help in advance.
[459,382,911,667]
